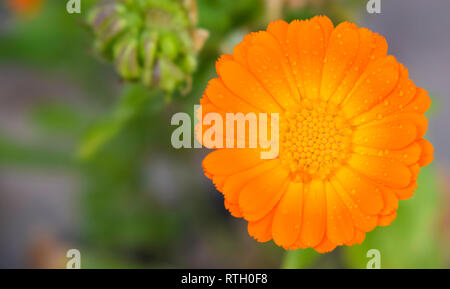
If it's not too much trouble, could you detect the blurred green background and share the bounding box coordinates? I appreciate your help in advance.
[0,0,448,269]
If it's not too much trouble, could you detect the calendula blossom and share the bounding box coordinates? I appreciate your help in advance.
[197,16,433,253]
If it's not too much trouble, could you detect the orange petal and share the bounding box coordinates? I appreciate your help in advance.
[286,20,306,98]
[247,44,298,109]
[267,20,289,42]
[267,20,306,103]
[214,55,234,80]
[224,199,242,218]
[247,208,276,242]
[352,64,416,126]
[388,142,422,166]
[334,167,384,215]
[239,165,290,221]
[390,181,417,200]
[341,56,400,119]
[405,88,431,114]
[369,113,428,139]
[272,182,304,248]
[204,78,261,113]
[299,179,326,247]
[347,154,412,189]
[325,182,355,245]
[222,159,280,210]
[202,149,264,176]
[353,118,418,150]
[315,15,334,45]
[321,22,359,102]
[216,59,282,113]
[330,27,388,105]
[252,30,300,104]
[409,163,420,180]
[212,175,227,191]
[314,237,337,253]
[295,17,327,100]
[330,179,377,232]
[232,35,253,70]
[346,230,366,245]
[379,187,399,215]
[378,211,397,226]
[353,142,422,166]
[289,237,308,250]
[418,138,434,166]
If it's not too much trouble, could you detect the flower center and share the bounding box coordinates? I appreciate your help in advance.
[279,100,353,182]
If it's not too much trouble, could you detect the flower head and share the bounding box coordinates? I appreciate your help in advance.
[198,16,433,252]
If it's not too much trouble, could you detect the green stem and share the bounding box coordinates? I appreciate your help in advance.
[77,83,152,160]
[281,249,320,269]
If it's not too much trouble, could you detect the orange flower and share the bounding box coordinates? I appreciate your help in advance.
[6,0,43,17]
[198,15,433,253]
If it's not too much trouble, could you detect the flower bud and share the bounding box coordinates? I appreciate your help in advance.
[87,0,207,95]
